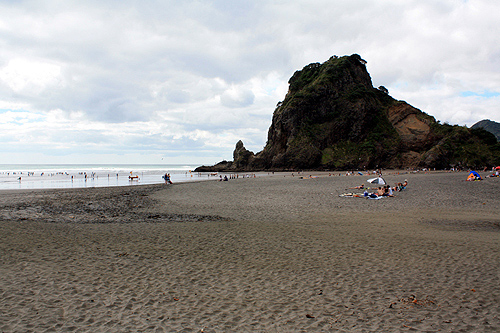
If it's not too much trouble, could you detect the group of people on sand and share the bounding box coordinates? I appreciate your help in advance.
[363,180,407,199]
[487,169,500,178]
[342,179,407,199]
[218,174,256,181]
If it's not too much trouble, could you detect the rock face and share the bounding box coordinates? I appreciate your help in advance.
[196,54,500,171]
[233,140,255,168]
[387,102,431,147]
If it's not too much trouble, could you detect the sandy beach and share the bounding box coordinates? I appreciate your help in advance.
[1,171,499,332]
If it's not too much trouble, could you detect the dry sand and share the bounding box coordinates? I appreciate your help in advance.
[0,171,499,332]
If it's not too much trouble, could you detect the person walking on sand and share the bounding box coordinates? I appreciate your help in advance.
[165,173,173,184]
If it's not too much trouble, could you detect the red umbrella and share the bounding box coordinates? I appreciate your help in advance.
[496,166,500,170]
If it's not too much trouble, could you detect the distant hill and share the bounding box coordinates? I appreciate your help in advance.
[471,119,500,142]
[197,54,500,171]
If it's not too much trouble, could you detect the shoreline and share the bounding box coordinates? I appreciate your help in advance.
[0,164,201,191]
[0,168,487,192]
[1,170,499,331]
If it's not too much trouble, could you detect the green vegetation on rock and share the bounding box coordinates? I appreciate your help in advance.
[471,119,500,142]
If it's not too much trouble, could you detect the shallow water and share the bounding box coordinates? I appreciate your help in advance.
[0,164,216,190]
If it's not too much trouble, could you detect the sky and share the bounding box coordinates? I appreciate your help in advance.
[0,0,499,165]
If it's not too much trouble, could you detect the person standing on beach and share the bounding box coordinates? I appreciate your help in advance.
[165,173,173,184]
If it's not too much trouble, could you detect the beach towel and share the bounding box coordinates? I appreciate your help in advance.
[338,193,362,197]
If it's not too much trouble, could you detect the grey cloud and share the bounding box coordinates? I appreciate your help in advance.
[1,0,500,163]
[220,89,255,108]
[165,90,191,104]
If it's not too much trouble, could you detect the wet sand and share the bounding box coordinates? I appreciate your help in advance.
[1,171,499,332]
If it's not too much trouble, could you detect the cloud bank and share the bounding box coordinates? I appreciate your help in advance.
[0,0,499,164]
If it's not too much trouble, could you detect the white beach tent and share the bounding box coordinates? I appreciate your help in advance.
[367,177,386,185]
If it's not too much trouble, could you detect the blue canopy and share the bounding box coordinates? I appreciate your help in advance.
[469,170,482,180]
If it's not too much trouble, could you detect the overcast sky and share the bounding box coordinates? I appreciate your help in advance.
[1,0,499,165]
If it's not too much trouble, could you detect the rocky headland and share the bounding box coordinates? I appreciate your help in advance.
[197,54,500,171]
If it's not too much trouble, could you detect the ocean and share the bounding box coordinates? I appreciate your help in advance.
[0,164,215,190]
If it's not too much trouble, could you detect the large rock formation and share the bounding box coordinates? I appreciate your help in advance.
[472,119,500,142]
[196,54,500,171]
